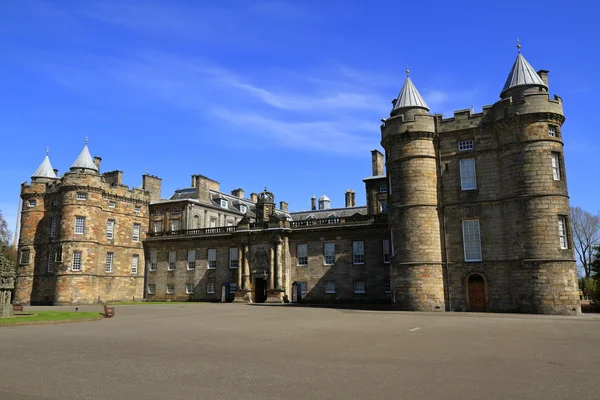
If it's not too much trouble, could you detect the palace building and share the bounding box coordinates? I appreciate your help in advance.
[14,50,581,315]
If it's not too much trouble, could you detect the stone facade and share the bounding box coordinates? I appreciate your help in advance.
[14,51,581,315]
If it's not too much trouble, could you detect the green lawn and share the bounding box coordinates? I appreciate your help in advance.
[0,311,102,325]
[106,301,198,305]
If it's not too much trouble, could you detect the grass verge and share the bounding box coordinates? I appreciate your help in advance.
[0,311,102,325]
[106,301,197,305]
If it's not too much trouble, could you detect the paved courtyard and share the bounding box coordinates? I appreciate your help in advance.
[1,304,599,400]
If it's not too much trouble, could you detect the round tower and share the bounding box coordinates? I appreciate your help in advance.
[381,69,445,311]
[493,48,579,315]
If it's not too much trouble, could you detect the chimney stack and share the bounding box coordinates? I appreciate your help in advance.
[279,201,288,212]
[231,188,245,199]
[537,70,549,87]
[371,150,384,176]
[311,195,316,211]
[53,169,59,177]
[345,189,355,208]
[250,193,259,203]
[93,156,102,173]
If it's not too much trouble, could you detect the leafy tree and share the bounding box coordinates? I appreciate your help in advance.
[0,208,11,247]
[570,207,600,278]
[591,245,600,278]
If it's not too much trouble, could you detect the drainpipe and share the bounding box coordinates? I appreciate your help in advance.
[435,116,452,311]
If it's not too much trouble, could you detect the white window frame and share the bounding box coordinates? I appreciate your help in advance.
[462,220,482,262]
[132,223,141,242]
[459,158,477,190]
[76,192,88,201]
[352,241,365,265]
[558,216,568,249]
[168,251,176,270]
[47,252,54,273]
[229,248,239,269]
[379,184,387,193]
[323,242,335,265]
[28,199,36,208]
[382,239,391,264]
[106,219,115,240]
[131,254,139,274]
[72,251,82,271]
[149,251,157,271]
[108,200,116,208]
[548,126,556,137]
[134,205,141,213]
[384,279,391,294]
[147,284,156,295]
[74,216,85,235]
[171,208,181,216]
[166,284,175,295]
[324,281,336,294]
[187,250,196,270]
[105,252,114,273]
[240,205,247,213]
[220,199,228,208]
[186,283,194,294]
[458,140,474,151]
[353,281,366,294]
[551,152,561,181]
[50,217,57,239]
[171,219,181,232]
[208,249,217,269]
[297,244,308,266]
[207,282,216,294]
[153,221,162,233]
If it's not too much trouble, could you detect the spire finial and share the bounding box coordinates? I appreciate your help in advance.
[85,136,88,144]
[264,186,267,192]
[145,167,149,175]
[405,65,410,77]
[516,38,521,53]
[46,146,49,156]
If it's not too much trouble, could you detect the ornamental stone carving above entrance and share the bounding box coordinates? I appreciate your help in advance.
[0,251,16,318]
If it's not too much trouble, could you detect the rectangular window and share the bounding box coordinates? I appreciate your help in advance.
[186,283,194,294]
[325,281,336,294]
[210,218,217,228]
[229,248,239,269]
[323,242,335,265]
[300,281,308,295]
[240,205,247,213]
[74,216,85,235]
[297,244,308,266]
[352,241,365,264]
[462,220,482,262]
[384,279,391,294]
[551,152,561,180]
[168,251,176,270]
[105,252,114,273]
[147,284,156,295]
[55,246,62,262]
[379,184,387,193]
[354,281,366,294]
[131,255,139,274]
[149,251,157,271]
[208,249,217,269]
[207,282,216,294]
[47,252,53,273]
[548,126,556,137]
[76,192,88,201]
[558,216,568,249]
[380,201,388,214]
[458,140,474,151]
[187,250,196,270]
[153,221,162,233]
[459,158,477,190]
[154,209,163,216]
[383,239,391,263]
[134,205,141,213]
[171,220,181,232]
[28,199,36,208]
[167,284,175,295]
[220,199,228,208]
[132,223,141,242]
[50,217,57,239]
[106,219,115,240]
[171,208,181,216]
[108,200,116,208]
[20,249,30,264]
[72,251,82,271]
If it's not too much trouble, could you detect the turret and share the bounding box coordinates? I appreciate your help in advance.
[318,193,330,210]
[256,188,275,222]
[381,68,445,312]
[70,139,98,174]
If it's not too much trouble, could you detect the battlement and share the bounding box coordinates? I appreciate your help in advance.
[381,111,435,140]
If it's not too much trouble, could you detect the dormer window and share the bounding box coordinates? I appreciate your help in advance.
[379,184,387,193]
[171,208,181,216]
[220,199,228,208]
[28,199,37,208]
[77,192,88,201]
[240,204,247,213]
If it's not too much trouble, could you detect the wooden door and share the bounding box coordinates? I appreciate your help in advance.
[254,278,266,303]
[468,275,486,312]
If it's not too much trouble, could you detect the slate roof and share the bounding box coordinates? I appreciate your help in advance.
[392,77,429,112]
[501,53,547,96]
[290,206,368,221]
[31,155,57,179]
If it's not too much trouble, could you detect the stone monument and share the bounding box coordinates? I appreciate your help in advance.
[0,251,16,318]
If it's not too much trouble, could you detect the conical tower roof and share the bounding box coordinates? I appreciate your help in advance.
[70,143,98,172]
[31,153,57,179]
[392,76,429,113]
[501,53,547,96]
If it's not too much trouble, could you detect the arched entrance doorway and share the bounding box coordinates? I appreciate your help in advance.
[467,274,486,312]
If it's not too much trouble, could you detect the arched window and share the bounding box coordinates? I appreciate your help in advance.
[193,214,200,229]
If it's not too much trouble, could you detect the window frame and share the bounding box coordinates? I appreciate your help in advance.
[459,158,477,190]
[458,140,474,151]
[108,200,116,208]
[153,221,162,233]
[352,241,365,265]
[46,252,54,273]
[380,201,388,214]
[551,152,561,181]
[353,281,366,294]
[74,216,86,235]
[207,282,216,294]
[297,244,308,266]
[132,223,141,242]
[228,248,239,269]
[170,219,181,232]
[147,284,156,295]
[106,219,115,240]
[382,239,391,264]
[384,279,392,294]
[558,216,569,249]
[134,205,141,213]
[50,217,57,239]
[186,283,194,295]
[20,249,30,265]
[379,184,388,193]
[149,251,157,271]
[72,251,82,272]
[187,249,196,270]
[323,242,336,265]
[462,220,482,262]
[76,192,88,201]
[208,249,217,269]
[131,254,139,274]
[28,199,36,208]
[240,205,247,213]
[166,284,175,295]
[324,281,336,294]
[548,126,556,137]
[168,251,176,270]
[220,199,228,208]
[105,252,114,273]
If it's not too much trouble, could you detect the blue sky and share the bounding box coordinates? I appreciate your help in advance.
[0,0,598,241]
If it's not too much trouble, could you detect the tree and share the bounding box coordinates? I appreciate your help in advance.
[592,245,600,278]
[0,208,11,247]
[570,207,600,278]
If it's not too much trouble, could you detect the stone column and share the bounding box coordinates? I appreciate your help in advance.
[276,239,283,289]
[243,245,250,289]
[237,248,243,287]
[269,245,275,289]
